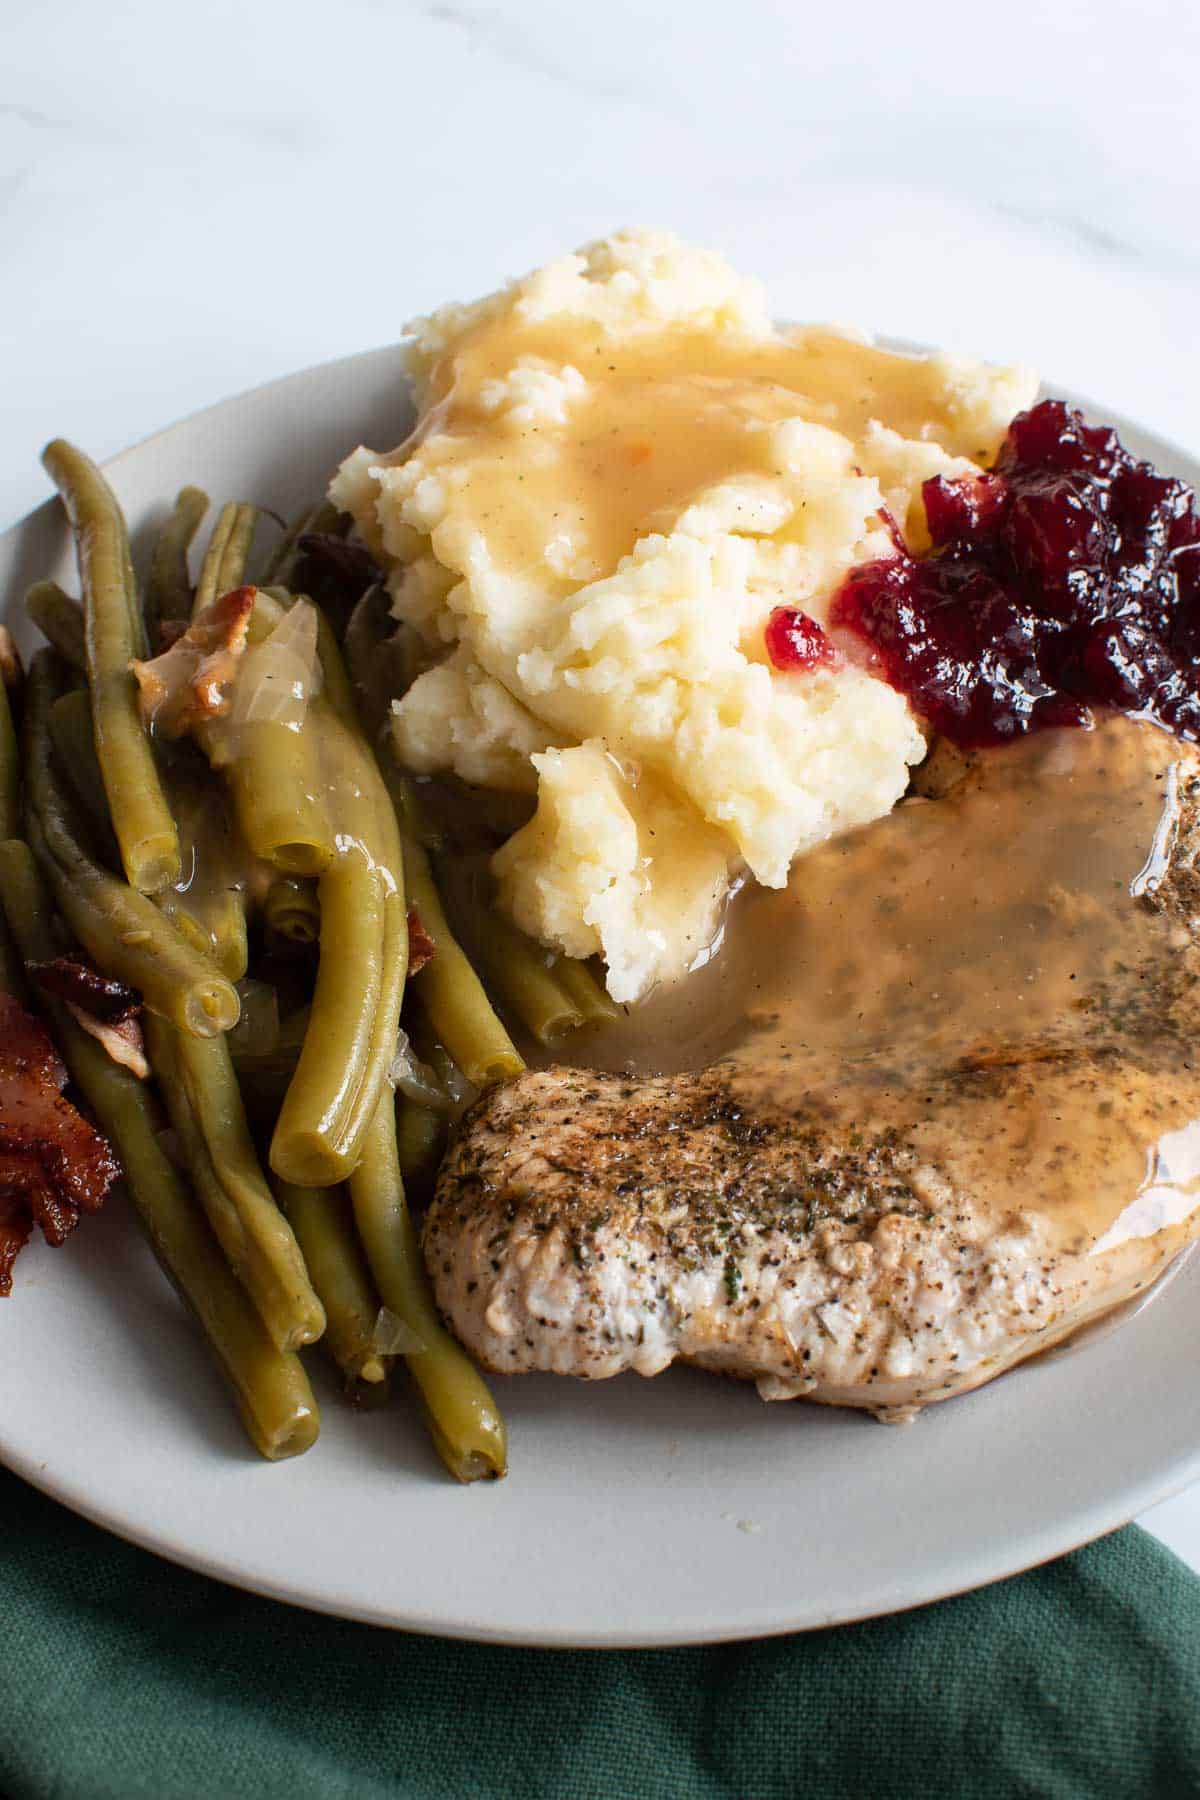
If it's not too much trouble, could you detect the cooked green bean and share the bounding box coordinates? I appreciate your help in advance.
[146,485,209,631]
[261,499,342,585]
[166,778,251,981]
[209,592,334,877]
[0,673,17,842]
[362,773,408,1120]
[262,875,319,947]
[25,580,86,670]
[470,908,584,1044]
[224,719,332,876]
[41,439,180,892]
[146,1016,325,1353]
[397,1093,445,1185]
[47,689,120,861]
[25,653,239,1036]
[277,1183,387,1387]
[50,681,220,957]
[551,954,620,1026]
[0,838,316,1458]
[270,710,398,1186]
[0,838,57,962]
[400,824,523,1087]
[163,879,248,982]
[270,848,383,1185]
[350,1089,507,1482]
[195,501,257,614]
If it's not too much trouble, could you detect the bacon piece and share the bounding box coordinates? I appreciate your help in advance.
[30,954,140,1023]
[130,584,256,738]
[407,906,436,977]
[62,1005,149,1080]
[156,617,190,654]
[0,993,119,1296]
[30,955,149,1076]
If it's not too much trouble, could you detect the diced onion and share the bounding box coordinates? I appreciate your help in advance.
[228,600,321,728]
[227,979,280,1059]
[371,1307,427,1357]
[389,1029,453,1109]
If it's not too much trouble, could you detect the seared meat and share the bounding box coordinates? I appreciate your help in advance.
[425,719,1200,1415]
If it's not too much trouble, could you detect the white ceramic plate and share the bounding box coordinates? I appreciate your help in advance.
[3,348,1200,1648]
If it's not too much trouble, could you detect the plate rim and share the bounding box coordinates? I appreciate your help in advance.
[3,340,1200,1648]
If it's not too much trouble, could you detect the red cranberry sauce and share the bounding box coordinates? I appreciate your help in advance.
[829,399,1200,747]
[764,606,838,672]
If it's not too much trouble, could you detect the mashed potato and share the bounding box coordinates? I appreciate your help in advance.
[331,231,1038,1002]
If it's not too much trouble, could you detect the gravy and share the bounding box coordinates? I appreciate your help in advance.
[415,321,1004,581]
[562,718,1200,1260]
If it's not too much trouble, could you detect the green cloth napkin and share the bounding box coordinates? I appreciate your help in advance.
[2,1467,1199,1800]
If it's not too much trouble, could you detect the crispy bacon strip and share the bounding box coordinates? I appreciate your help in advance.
[407,906,436,977]
[30,954,140,1023]
[30,954,149,1077]
[0,993,119,1295]
[129,584,255,737]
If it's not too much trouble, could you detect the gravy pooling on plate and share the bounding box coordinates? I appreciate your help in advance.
[561,716,1200,1264]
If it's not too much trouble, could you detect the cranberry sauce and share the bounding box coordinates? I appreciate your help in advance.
[764,606,838,672]
[829,399,1200,746]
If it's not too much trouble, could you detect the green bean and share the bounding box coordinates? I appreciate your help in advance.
[363,774,408,1116]
[84,1053,319,1458]
[207,592,334,877]
[42,439,181,892]
[146,485,209,632]
[0,838,58,962]
[25,580,86,670]
[396,1093,445,1185]
[269,711,397,1187]
[195,502,257,614]
[261,499,342,586]
[26,655,241,1036]
[166,777,251,981]
[470,908,584,1044]
[313,604,358,722]
[25,653,239,1035]
[0,838,317,1457]
[270,846,383,1185]
[0,672,17,842]
[551,954,620,1026]
[349,1089,507,1482]
[161,881,248,982]
[47,689,120,862]
[54,681,247,979]
[146,1016,325,1352]
[224,720,332,876]
[400,825,523,1087]
[277,1183,387,1387]
[262,875,319,947]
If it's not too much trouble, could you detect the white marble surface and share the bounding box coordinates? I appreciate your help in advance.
[3,0,1200,1574]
